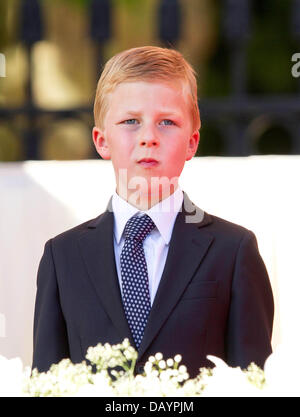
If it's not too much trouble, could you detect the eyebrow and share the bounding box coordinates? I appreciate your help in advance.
[122,111,141,117]
[122,110,182,118]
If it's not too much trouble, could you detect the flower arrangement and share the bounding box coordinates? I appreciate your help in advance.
[0,339,299,397]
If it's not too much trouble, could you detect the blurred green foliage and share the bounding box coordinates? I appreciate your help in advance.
[256,125,292,155]
[202,0,298,96]
[248,0,297,94]
[60,0,91,8]
[0,0,298,160]
[198,0,297,155]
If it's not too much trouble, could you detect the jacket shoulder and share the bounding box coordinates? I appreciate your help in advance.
[203,211,255,243]
[48,212,106,245]
[183,193,252,241]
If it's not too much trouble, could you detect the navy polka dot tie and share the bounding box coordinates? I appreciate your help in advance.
[120,214,156,349]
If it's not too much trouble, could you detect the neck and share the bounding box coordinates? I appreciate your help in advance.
[116,182,178,211]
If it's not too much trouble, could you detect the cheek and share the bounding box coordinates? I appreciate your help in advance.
[110,133,137,169]
[163,140,188,174]
[166,136,189,158]
[108,129,131,154]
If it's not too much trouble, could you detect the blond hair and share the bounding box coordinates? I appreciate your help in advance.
[93,46,200,131]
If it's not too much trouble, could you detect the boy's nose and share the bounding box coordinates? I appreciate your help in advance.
[140,137,159,147]
[139,127,159,147]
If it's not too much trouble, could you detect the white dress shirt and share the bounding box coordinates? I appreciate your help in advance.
[112,187,184,306]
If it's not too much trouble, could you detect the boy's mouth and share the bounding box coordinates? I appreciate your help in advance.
[137,158,159,168]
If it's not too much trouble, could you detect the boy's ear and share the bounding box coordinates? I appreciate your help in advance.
[92,126,111,160]
[185,130,200,161]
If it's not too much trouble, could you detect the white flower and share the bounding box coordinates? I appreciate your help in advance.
[25,360,93,397]
[174,354,182,363]
[166,358,174,367]
[158,360,166,369]
[1,339,282,397]
[200,356,262,397]
[86,339,137,374]
[178,365,187,373]
[144,361,153,374]
[0,355,29,397]
[74,372,114,397]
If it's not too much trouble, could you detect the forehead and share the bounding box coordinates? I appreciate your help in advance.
[107,80,191,112]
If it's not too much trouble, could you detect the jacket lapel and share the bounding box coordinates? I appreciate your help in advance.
[77,198,135,346]
[138,192,214,360]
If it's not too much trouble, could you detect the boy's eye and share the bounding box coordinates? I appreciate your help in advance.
[160,119,175,126]
[122,119,138,125]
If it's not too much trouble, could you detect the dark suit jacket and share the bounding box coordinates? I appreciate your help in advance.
[32,192,274,377]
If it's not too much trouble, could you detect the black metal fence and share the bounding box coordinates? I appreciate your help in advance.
[0,0,300,160]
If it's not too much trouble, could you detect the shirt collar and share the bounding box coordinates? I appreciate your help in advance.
[112,187,183,245]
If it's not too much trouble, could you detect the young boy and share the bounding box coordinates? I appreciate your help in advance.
[32,46,274,378]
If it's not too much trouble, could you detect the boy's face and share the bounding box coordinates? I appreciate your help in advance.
[93,80,200,207]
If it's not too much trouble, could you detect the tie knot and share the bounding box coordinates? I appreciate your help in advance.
[124,214,155,243]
